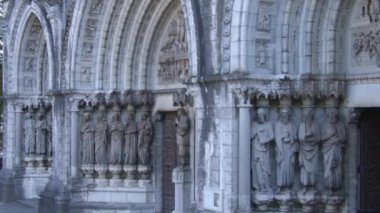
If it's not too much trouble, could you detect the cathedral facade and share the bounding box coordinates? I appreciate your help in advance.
[0,0,379,212]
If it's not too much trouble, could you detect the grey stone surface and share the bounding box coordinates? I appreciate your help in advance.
[1,0,377,212]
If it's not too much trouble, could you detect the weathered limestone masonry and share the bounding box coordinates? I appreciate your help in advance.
[0,0,380,212]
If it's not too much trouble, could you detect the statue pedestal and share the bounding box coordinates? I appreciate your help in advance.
[95,165,109,186]
[275,191,296,212]
[123,165,137,187]
[322,193,345,213]
[172,167,191,213]
[24,156,35,168]
[252,191,274,211]
[297,190,320,212]
[137,164,151,180]
[81,164,94,178]
[109,165,123,187]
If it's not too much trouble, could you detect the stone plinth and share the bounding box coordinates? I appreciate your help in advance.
[172,166,191,213]
[109,165,123,187]
[297,190,320,212]
[124,165,137,187]
[81,165,95,178]
[24,156,35,168]
[137,164,151,180]
[322,194,345,213]
[252,192,274,211]
[94,165,108,186]
[275,192,296,212]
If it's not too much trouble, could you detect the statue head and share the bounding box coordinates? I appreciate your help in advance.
[141,112,149,121]
[112,112,120,121]
[303,108,314,122]
[84,112,91,122]
[256,108,268,123]
[279,108,291,124]
[327,108,338,124]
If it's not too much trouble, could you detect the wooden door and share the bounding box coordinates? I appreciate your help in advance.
[162,112,177,213]
[359,109,380,212]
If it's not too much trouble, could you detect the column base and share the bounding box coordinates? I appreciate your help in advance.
[252,191,274,211]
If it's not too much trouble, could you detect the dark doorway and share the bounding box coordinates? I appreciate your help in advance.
[162,112,177,213]
[359,108,380,212]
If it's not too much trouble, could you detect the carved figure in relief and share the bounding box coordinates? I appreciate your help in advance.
[251,108,274,192]
[24,111,36,155]
[35,109,48,155]
[25,58,34,71]
[124,106,138,165]
[298,108,320,193]
[81,112,95,165]
[94,112,108,165]
[321,108,346,192]
[138,112,153,165]
[175,108,190,167]
[110,109,124,165]
[90,0,103,14]
[275,108,298,192]
[257,43,267,67]
[257,7,271,30]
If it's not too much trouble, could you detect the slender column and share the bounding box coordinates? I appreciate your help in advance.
[233,88,252,211]
[70,99,79,178]
[14,104,23,166]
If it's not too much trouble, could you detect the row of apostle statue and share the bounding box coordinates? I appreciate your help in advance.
[251,107,346,195]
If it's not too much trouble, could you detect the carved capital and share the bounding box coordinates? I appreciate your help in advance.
[348,108,361,124]
[173,90,193,107]
[136,91,154,111]
[322,80,345,106]
[232,88,252,107]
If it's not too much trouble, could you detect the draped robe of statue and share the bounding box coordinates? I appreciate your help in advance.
[81,114,95,165]
[275,119,298,189]
[95,115,108,165]
[138,114,153,165]
[35,114,48,155]
[24,113,36,155]
[110,114,124,165]
[321,118,346,191]
[251,118,274,192]
[298,118,320,188]
[176,109,190,167]
[124,119,138,165]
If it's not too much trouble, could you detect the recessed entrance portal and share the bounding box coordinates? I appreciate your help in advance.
[359,108,380,212]
[162,112,178,213]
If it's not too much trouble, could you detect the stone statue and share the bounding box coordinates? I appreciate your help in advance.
[138,112,153,165]
[321,108,346,192]
[109,110,124,165]
[298,108,320,193]
[81,112,95,165]
[275,108,298,192]
[24,111,36,155]
[35,109,48,156]
[251,108,274,192]
[124,108,138,165]
[175,108,190,167]
[94,112,108,165]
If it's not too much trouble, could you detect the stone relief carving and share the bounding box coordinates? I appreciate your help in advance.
[81,112,95,165]
[82,42,93,58]
[24,58,34,72]
[158,11,189,85]
[298,108,320,193]
[30,25,41,35]
[94,110,108,165]
[251,108,274,192]
[90,0,104,14]
[124,105,138,165]
[321,108,346,193]
[257,3,272,31]
[85,19,97,38]
[138,112,153,165]
[256,41,268,68]
[109,105,124,165]
[26,40,37,52]
[80,66,92,83]
[275,107,298,192]
[175,108,190,168]
[352,29,380,67]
